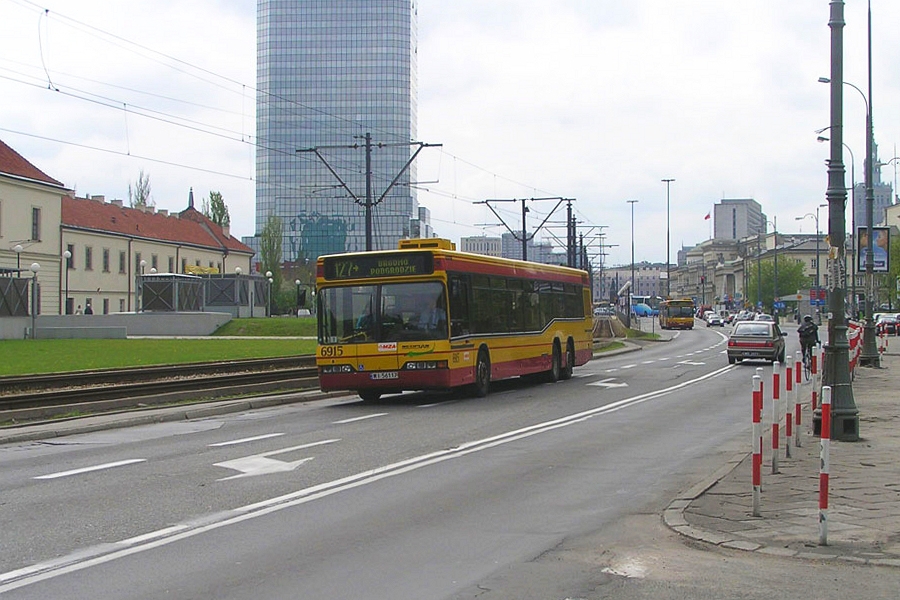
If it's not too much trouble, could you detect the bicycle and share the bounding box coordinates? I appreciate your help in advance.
[801,344,813,381]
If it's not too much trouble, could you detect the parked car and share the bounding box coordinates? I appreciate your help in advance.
[727,321,786,364]
[706,314,724,327]
[876,315,898,335]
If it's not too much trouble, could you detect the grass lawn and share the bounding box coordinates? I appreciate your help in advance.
[0,336,318,376]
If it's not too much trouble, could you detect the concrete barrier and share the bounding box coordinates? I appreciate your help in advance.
[33,326,127,339]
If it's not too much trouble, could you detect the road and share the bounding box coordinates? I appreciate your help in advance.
[2,326,898,599]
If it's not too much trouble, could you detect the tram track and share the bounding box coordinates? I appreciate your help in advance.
[0,356,322,425]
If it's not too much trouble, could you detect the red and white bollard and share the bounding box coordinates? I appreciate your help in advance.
[752,374,762,517]
[811,351,819,412]
[794,350,802,448]
[772,361,781,474]
[819,385,832,546]
[784,361,793,459]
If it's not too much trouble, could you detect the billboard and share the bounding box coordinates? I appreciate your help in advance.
[857,226,890,273]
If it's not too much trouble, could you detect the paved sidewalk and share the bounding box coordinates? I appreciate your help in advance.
[666,350,900,566]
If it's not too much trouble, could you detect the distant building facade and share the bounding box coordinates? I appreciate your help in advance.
[460,236,502,257]
[713,198,766,241]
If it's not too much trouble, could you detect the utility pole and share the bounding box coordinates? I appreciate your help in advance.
[818,0,858,441]
[298,134,441,251]
[476,197,567,261]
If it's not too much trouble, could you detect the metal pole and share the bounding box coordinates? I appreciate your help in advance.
[859,0,879,367]
[364,132,373,251]
[820,0,858,441]
[521,198,528,262]
[816,207,821,323]
[662,178,675,298]
[627,200,638,328]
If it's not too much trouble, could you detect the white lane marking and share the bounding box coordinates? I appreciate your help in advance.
[33,459,147,480]
[641,360,655,364]
[678,360,706,366]
[208,433,286,447]
[333,413,388,424]
[620,364,637,369]
[587,378,629,389]
[2,365,735,593]
[213,439,340,481]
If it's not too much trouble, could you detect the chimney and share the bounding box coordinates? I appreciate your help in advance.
[158,209,168,217]
[111,199,124,208]
[222,224,230,238]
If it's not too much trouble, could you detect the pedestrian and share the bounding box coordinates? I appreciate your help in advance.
[84,303,93,315]
[75,304,83,315]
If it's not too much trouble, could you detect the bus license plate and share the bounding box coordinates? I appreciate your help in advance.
[371,371,399,380]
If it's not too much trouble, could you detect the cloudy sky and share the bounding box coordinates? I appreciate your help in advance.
[2,0,899,267]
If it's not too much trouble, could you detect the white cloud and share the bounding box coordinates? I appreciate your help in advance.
[2,0,898,267]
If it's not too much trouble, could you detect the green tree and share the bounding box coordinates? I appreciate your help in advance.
[746,257,808,314]
[128,169,154,208]
[260,215,283,310]
[202,190,231,228]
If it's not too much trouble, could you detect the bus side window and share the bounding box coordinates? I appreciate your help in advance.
[449,275,472,337]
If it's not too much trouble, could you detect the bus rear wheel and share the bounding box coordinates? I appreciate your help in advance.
[472,349,491,397]
[545,342,562,383]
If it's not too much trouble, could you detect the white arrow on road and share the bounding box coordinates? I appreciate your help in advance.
[214,439,339,481]
[588,377,629,389]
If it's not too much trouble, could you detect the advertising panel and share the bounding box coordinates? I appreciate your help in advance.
[857,226,890,273]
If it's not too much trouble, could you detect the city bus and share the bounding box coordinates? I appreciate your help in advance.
[316,238,593,401]
[658,298,695,329]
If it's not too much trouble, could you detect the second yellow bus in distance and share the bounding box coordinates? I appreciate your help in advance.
[316,239,594,401]
[658,298,695,329]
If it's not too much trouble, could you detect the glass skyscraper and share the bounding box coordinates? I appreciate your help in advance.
[252,0,419,263]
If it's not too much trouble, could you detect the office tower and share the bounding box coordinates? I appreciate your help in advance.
[252,0,419,262]
[713,198,766,241]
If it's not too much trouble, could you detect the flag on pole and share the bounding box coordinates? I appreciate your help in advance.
[704,212,711,220]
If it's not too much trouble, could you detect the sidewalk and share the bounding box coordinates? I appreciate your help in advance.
[666,349,900,566]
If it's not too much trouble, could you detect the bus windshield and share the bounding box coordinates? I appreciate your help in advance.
[318,281,447,344]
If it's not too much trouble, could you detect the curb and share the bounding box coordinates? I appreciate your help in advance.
[662,452,900,567]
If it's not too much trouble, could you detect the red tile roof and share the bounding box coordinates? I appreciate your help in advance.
[0,138,65,187]
[62,196,253,255]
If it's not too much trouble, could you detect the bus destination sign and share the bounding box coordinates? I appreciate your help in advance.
[323,252,434,280]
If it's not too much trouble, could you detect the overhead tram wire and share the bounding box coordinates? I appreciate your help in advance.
[8,1,575,222]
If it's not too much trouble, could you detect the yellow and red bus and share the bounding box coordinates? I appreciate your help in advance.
[316,238,593,401]
[659,298,695,329]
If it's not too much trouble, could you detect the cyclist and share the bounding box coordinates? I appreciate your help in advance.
[798,315,819,364]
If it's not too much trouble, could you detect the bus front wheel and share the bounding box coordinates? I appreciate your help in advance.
[358,390,381,402]
[560,339,575,380]
[473,349,491,397]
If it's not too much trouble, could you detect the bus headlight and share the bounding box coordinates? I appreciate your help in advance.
[402,360,449,370]
[320,364,355,374]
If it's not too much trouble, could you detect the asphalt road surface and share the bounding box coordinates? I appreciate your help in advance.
[3,326,898,599]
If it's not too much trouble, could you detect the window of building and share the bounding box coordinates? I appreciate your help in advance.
[85,246,93,271]
[119,251,126,274]
[168,257,175,272]
[0,199,3,237]
[151,254,158,270]
[66,244,75,269]
[102,248,110,273]
[119,299,126,312]
[102,298,109,314]
[181,258,187,273]
[31,207,41,241]
[135,252,143,273]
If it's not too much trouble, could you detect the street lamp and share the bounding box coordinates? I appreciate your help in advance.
[626,200,638,329]
[820,65,876,366]
[62,249,71,314]
[235,266,242,317]
[295,279,302,317]
[818,135,856,316]
[816,0,859,441]
[661,178,675,298]
[29,262,40,339]
[796,204,828,323]
[13,244,23,272]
